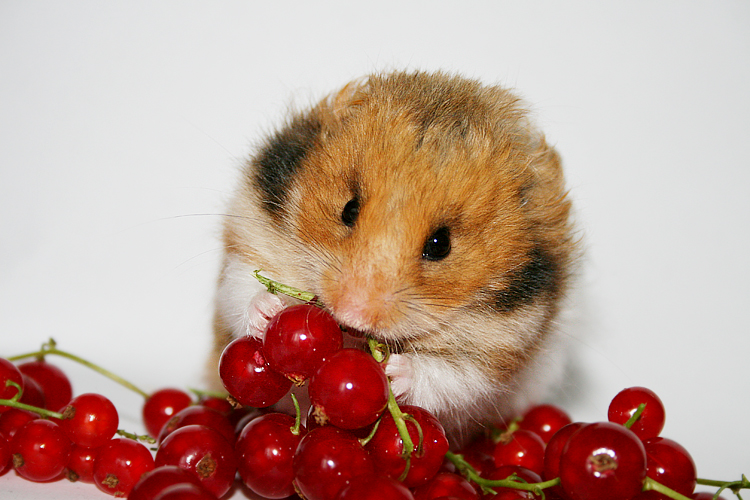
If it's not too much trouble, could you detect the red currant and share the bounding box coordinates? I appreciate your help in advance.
[542,421,585,498]
[559,421,647,500]
[308,348,388,429]
[492,429,546,476]
[263,303,343,383]
[157,405,234,445]
[365,404,449,487]
[11,419,72,482]
[60,393,119,448]
[411,471,480,500]
[0,435,11,476]
[607,387,665,441]
[17,360,73,412]
[155,424,237,498]
[19,374,46,409]
[235,412,305,499]
[643,437,697,498]
[219,335,292,408]
[153,482,217,500]
[93,437,155,497]
[519,404,572,444]
[335,474,415,499]
[66,444,98,483]
[0,358,24,413]
[0,408,37,441]
[692,493,728,500]
[293,426,375,500]
[142,388,193,438]
[129,465,206,500]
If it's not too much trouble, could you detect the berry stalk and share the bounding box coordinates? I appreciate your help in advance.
[8,338,149,399]
[1,380,65,419]
[254,270,319,305]
[696,475,750,499]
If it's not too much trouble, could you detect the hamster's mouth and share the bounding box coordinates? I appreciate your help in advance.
[340,326,405,355]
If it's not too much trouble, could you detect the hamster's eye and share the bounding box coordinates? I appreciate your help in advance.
[341,197,360,227]
[422,227,451,261]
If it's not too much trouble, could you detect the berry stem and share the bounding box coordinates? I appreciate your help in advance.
[290,393,302,436]
[7,338,150,399]
[445,450,560,496]
[642,476,693,500]
[253,270,319,305]
[116,429,157,444]
[697,475,750,498]
[623,403,646,429]
[1,380,65,419]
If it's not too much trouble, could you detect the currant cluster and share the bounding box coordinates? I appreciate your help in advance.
[452,386,718,500]
[1,296,747,500]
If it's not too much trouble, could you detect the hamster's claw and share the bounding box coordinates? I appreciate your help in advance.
[244,290,288,338]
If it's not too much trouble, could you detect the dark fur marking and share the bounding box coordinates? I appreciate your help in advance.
[254,114,321,217]
[493,247,560,312]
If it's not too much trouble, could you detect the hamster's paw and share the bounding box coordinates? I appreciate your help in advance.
[384,353,414,400]
[243,290,287,338]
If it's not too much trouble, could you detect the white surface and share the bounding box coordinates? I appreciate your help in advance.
[1,1,749,498]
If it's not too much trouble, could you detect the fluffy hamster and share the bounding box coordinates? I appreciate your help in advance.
[210,70,577,442]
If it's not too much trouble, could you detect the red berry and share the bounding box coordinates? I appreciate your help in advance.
[519,404,572,444]
[542,421,585,498]
[411,471,480,500]
[60,393,119,448]
[155,424,237,498]
[459,435,496,477]
[153,482,217,500]
[17,360,73,412]
[66,444,98,483]
[129,465,206,500]
[0,358,24,413]
[0,408,37,441]
[198,395,233,415]
[263,303,343,383]
[559,421,647,500]
[142,388,193,438]
[643,437,697,498]
[11,419,72,482]
[293,426,375,500]
[235,412,305,499]
[365,404,449,487]
[0,435,11,476]
[157,405,234,445]
[492,429,546,476]
[19,374,46,409]
[308,348,388,429]
[93,437,155,497]
[219,336,292,408]
[335,474,415,499]
[607,387,665,440]
[692,493,728,500]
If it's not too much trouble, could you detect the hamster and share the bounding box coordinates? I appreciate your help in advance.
[210,70,577,443]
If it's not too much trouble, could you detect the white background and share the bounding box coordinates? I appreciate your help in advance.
[1,1,748,498]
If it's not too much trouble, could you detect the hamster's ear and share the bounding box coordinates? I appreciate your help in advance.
[324,76,371,122]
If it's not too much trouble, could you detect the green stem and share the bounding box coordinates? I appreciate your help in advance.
[8,339,150,399]
[116,429,156,444]
[0,397,65,420]
[445,451,560,496]
[254,270,318,304]
[642,477,693,500]
[697,475,750,498]
[290,393,302,436]
[623,403,646,429]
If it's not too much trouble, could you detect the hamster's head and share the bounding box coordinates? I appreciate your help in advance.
[227,71,575,354]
